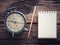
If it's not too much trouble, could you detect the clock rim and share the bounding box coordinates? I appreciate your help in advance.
[4,11,26,34]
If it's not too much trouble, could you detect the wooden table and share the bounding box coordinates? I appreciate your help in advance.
[0,0,60,45]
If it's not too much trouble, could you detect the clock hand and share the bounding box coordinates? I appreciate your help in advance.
[10,20,23,24]
[16,22,23,24]
[10,20,17,24]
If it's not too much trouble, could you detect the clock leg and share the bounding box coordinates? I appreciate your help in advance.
[12,32,14,37]
[24,28,28,31]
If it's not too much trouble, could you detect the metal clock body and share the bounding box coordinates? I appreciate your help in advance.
[5,7,26,36]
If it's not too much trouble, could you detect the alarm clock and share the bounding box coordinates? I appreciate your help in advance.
[5,7,27,37]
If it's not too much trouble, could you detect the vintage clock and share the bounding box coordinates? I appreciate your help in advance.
[5,7,27,37]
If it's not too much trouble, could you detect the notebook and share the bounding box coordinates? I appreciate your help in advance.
[38,11,57,38]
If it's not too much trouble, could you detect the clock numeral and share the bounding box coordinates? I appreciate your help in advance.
[8,24,10,26]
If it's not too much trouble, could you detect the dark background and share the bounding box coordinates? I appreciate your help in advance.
[0,0,60,45]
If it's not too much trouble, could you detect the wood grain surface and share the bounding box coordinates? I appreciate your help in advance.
[0,0,60,44]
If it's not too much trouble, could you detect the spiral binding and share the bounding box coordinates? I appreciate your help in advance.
[39,11,57,14]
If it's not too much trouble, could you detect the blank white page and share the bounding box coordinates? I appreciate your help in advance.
[38,11,57,38]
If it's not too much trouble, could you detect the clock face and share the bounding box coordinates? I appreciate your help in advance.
[6,13,25,32]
